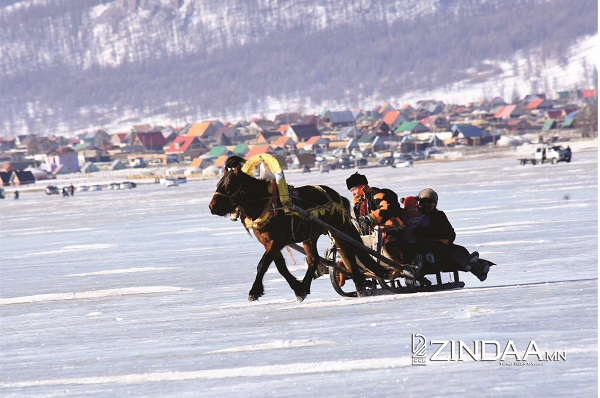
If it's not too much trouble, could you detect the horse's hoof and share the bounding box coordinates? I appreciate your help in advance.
[296,294,307,302]
[356,288,371,298]
[248,295,259,302]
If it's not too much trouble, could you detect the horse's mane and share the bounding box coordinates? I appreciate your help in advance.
[340,194,351,212]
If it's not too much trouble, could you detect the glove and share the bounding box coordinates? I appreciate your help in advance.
[358,215,373,229]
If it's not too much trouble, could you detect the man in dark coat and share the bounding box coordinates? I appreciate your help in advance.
[413,188,489,281]
[345,172,406,266]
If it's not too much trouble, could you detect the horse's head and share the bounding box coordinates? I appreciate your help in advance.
[209,156,246,216]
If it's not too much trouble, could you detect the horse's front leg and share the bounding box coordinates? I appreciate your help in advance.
[248,250,276,301]
[273,252,305,302]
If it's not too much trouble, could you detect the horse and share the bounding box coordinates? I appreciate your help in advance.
[208,155,388,301]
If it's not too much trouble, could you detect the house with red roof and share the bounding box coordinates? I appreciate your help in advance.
[303,136,330,152]
[494,105,522,119]
[132,132,167,151]
[111,132,132,147]
[273,136,297,150]
[527,98,551,110]
[544,109,564,120]
[382,110,410,130]
[165,136,207,159]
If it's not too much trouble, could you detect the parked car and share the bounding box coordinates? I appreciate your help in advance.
[393,157,414,168]
[0,187,5,199]
[45,185,60,195]
[378,156,395,167]
[424,147,441,158]
[120,181,137,189]
[108,182,120,190]
[338,156,367,169]
[534,145,572,164]
[76,185,89,192]
[90,185,102,191]
[409,151,425,161]
[392,153,413,167]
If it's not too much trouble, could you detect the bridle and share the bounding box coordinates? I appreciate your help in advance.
[214,176,244,206]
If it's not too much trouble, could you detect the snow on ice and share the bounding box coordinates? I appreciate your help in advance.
[0,148,597,396]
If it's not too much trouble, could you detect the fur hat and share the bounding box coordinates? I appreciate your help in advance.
[418,188,438,203]
[346,172,368,190]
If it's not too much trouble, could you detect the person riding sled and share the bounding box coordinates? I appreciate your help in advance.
[345,172,413,273]
[411,188,490,281]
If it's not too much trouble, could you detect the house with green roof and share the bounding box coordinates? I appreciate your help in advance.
[541,120,558,131]
[209,145,233,157]
[395,121,429,135]
[233,143,249,157]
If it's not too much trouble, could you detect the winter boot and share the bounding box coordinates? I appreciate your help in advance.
[411,254,425,276]
[469,251,479,264]
[425,252,436,264]
[470,260,490,282]
[461,251,480,272]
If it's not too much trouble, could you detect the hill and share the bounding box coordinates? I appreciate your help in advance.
[0,0,597,135]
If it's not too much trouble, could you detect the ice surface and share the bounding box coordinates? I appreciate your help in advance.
[0,150,597,397]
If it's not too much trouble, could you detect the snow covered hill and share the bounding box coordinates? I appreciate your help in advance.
[0,0,597,135]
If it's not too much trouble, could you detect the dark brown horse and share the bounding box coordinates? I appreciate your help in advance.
[208,156,387,301]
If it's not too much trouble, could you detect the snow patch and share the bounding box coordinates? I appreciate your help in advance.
[0,286,189,305]
[208,339,334,353]
[0,356,413,388]
[24,243,118,256]
[67,267,180,277]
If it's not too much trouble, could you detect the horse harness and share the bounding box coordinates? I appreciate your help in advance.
[242,182,349,239]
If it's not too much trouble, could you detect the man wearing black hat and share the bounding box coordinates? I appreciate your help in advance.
[345,172,406,267]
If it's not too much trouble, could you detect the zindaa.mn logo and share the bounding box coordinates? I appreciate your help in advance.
[411,333,566,366]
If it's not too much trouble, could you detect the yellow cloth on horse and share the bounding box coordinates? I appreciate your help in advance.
[241,154,292,213]
[243,181,276,229]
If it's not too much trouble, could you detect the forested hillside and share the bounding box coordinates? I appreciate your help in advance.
[0,0,597,135]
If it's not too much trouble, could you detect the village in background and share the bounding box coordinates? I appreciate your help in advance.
[0,88,598,196]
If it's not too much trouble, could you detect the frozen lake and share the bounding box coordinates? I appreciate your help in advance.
[1,149,597,397]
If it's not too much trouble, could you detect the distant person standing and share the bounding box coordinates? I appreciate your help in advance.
[70,184,75,196]
[14,190,19,200]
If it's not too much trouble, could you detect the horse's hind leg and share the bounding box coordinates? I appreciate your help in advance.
[248,251,275,301]
[273,251,305,301]
[297,238,320,301]
[335,239,368,296]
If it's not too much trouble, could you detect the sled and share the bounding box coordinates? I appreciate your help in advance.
[323,227,466,297]
[287,206,466,297]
